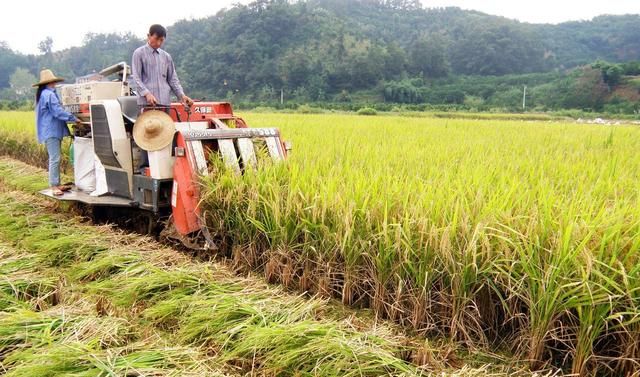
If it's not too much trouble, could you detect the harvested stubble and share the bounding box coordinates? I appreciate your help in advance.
[0,244,60,311]
[0,305,225,377]
[0,243,227,376]
[197,112,640,375]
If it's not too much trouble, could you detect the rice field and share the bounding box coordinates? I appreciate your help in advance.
[203,113,640,375]
[1,110,640,375]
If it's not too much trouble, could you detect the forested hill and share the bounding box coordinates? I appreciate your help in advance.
[1,0,639,107]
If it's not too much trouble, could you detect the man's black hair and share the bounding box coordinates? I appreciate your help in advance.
[149,24,167,38]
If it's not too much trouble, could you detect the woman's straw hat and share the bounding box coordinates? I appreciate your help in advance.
[32,69,65,87]
[133,110,176,151]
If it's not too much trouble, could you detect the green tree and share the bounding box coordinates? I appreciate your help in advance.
[9,68,36,101]
[280,50,312,89]
[384,41,407,79]
[604,65,623,87]
[0,43,29,89]
[408,35,449,78]
[450,22,545,75]
[38,36,53,55]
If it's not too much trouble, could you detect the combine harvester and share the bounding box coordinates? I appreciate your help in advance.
[40,62,289,249]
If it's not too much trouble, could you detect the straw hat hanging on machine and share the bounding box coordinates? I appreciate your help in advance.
[133,110,176,151]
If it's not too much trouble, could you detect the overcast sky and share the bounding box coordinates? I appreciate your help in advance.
[2,0,639,54]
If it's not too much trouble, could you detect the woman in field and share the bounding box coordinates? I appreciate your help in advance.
[33,69,79,196]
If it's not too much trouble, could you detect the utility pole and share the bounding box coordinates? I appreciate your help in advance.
[522,85,527,111]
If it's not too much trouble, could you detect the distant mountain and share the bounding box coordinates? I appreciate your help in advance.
[1,0,639,103]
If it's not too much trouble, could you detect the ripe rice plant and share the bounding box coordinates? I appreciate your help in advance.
[0,111,71,171]
[200,112,640,375]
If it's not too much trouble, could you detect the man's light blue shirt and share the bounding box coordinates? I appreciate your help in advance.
[35,87,75,143]
[131,43,185,106]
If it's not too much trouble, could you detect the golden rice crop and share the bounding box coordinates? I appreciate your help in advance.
[0,111,71,171]
[201,112,640,375]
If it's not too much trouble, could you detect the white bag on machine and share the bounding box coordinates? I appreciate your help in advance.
[91,154,108,197]
[73,137,96,192]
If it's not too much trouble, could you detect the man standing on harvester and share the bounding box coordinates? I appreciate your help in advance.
[130,24,194,170]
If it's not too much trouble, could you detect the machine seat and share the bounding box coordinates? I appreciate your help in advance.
[118,96,138,123]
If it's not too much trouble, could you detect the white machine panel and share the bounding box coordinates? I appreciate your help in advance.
[90,100,134,197]
[61,82,129,112]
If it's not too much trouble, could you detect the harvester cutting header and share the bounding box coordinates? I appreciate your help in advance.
[40,61,289,249]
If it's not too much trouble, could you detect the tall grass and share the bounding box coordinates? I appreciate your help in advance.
[199,112,640,375]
